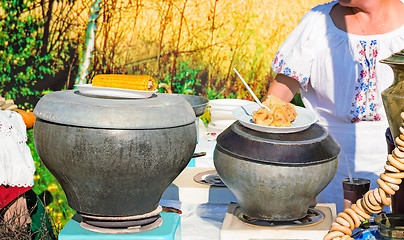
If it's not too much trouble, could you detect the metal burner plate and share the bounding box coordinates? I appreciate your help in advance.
[81,217,163,234]
[238,208,324,228]
[220,203,336,240]
[194,170,226,187]
[82,215,160,228]
[78,206,163,234]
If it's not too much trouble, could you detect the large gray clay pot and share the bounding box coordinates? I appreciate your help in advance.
[33,91,197,218]
[214,121,340,221]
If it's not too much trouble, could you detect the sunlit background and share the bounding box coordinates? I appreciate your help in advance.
[1,0,328,236]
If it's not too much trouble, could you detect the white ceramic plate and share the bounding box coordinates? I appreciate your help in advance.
[75,84,156,99]
[208,99,253,111]
[232,103,318,133]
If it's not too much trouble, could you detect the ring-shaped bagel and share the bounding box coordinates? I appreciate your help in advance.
[363,191,383,213]
[385,164,400,173]
[387,182,400,191]
[377,178,396,195]
[398,145,404,152]
[400,126,404,135]
[381,173,402,185]
[367,189,380,206]
[335,216,350,227]
[395,137,404,148]
[351,203,371,220]
[337,212,355,230]
[344,208,361,228]
[385,172,404,179]
[378,188,392,206]
[393,148,404,159]
[387,154,404,171]
[331,224,352,236]
[372,188,382,204]
[356,213,365,222]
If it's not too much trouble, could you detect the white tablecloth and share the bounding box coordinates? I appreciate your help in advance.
[161,120,229,239]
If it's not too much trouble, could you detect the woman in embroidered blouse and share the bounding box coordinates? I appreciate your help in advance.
[0,98,54,238]
[265,0,404,212]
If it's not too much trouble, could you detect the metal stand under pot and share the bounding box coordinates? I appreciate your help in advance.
[220,203,336,240]
[58,212,181,240]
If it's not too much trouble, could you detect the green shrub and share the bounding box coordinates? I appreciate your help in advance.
[0,0,56,109]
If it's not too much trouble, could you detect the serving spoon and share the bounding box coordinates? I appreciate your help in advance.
[233,68,270,111]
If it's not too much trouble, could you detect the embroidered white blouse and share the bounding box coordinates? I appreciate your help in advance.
[272,1,404,212]
[0,110,35,187]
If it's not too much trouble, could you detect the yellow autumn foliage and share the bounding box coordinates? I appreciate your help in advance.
[60,0,327,98]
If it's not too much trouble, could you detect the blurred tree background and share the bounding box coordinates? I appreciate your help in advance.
[0,0,87,109]
[0,0,327,236]
[1,0,328,106]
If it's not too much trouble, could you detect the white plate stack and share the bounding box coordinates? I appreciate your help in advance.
[208,99,253,133]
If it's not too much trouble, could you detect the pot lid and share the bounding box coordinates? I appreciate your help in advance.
[380,49,404,65]
[175,94,209,117]
[34,90,196,129]
[215,121,340,165]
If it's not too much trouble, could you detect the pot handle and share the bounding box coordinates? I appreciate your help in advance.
[192,152,206,158]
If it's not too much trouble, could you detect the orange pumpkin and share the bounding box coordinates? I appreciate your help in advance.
[14,109,36,129]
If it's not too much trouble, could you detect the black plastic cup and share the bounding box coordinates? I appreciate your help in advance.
[342,178,370,209]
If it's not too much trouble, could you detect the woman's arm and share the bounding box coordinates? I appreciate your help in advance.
[264,74,301,102]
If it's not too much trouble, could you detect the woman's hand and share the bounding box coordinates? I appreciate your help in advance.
[264,74,301,102]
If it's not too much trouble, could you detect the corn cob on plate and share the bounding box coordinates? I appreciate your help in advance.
[75,74,157,99]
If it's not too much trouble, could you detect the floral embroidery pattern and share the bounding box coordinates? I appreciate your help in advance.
[273,51,309,90]
[349,40,381,123]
